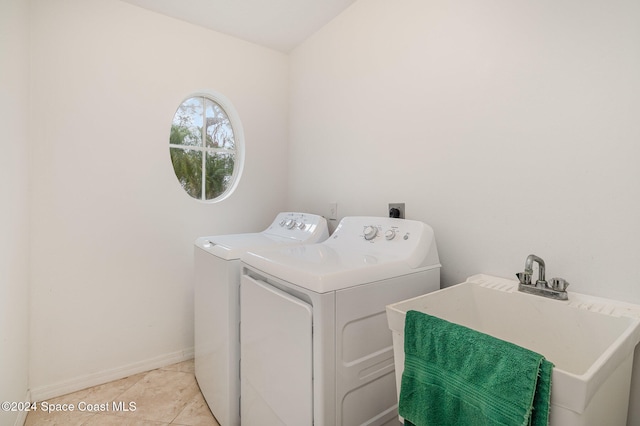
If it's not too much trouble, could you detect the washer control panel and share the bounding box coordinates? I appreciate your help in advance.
[279,217,312,231]
[265,212,330,241]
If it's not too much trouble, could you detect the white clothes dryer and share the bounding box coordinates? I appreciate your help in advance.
[194,212,329,426]
[240,216,441,426]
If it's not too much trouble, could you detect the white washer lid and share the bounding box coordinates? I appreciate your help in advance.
[194,212,329,260]
[195,233,297,260]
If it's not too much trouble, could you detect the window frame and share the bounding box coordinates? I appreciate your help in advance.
[169,91,245,203]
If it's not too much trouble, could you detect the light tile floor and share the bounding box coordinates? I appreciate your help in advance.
[25,359,219,426]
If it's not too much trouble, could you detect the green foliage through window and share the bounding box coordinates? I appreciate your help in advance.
[169,95,239,201]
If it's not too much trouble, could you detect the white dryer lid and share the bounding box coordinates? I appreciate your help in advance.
[242,217,441,293]
[243,244,439,293]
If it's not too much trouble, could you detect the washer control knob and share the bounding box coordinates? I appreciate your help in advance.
[363,225,378,241]
[298,222,306,230]
[385,229,396,240]
[285,219,296,229]
[279,219,286,227]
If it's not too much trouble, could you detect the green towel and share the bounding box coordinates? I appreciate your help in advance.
[399,310,553,426]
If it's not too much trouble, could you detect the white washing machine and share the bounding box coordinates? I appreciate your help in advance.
[240,216,441,426]
[194,212,329,426]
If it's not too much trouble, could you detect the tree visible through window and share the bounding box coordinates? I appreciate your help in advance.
[170,95,241,201]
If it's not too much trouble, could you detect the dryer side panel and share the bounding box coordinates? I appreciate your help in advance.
[335,270,440,426]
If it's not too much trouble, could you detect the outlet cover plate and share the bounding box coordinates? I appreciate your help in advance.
[328,202,338,220]
[389,203,405,219]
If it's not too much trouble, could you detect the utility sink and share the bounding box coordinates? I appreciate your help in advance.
[387,274,640,426]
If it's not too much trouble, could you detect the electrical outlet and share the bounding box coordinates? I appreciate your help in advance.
[328,202,338,220]
[389,203,405,219]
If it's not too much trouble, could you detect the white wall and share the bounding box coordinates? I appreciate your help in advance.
[289,0,640,302]
[28,0,289,398]
[289,0,640,421]
[0,0,31,424]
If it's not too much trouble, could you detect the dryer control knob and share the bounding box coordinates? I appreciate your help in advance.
[285,219,296,229]
[385,229,396,240]
[297,222,306,230]
[363,226,378,240]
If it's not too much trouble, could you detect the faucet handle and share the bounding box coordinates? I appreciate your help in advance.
[516,272,532,285]
[549,277,569,292]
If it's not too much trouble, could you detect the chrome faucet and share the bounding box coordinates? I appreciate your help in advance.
[524,254,546,287]
[516,254,569,300]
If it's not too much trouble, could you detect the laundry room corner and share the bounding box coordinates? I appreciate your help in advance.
[27,0,290,399]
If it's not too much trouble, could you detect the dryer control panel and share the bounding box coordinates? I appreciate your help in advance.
[327,216,440,269]
[330,217,421,244]
[362,224,410,242]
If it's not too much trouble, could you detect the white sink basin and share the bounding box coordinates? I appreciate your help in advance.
[387,274,640,426]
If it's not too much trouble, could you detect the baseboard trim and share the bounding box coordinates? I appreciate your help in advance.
[13,390,30,426]
[29,347,194,402]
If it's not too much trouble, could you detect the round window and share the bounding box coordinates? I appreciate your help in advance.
[169,93,244,201]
